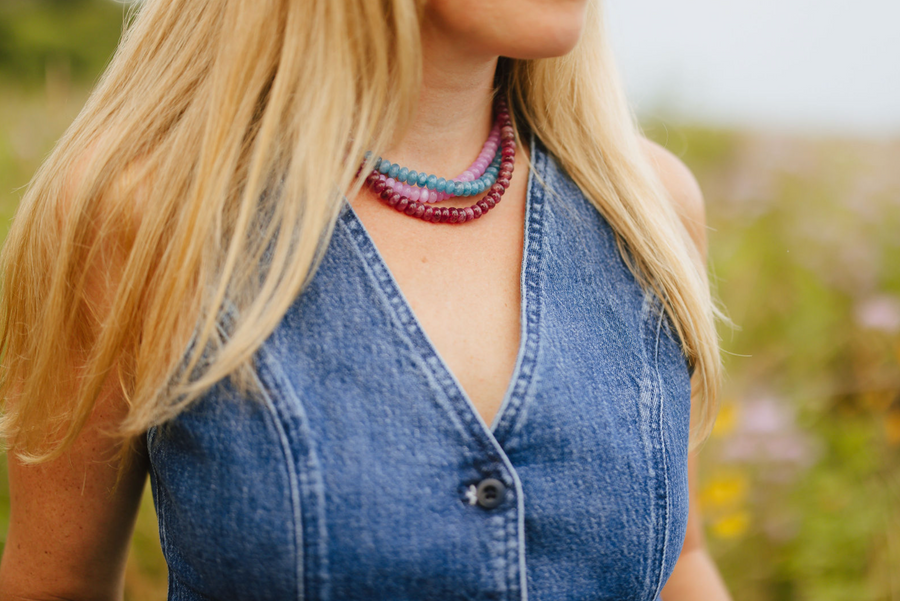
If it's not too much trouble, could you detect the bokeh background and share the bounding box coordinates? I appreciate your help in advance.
[1,1,898,599]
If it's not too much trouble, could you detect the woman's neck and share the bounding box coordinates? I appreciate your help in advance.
[381,24,499,178]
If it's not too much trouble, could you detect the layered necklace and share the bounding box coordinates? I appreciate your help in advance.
[361,94,515,224]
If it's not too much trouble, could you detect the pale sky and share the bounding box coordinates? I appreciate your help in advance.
[606,0,900,137]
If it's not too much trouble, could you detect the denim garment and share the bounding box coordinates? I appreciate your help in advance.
[147,135,693,601]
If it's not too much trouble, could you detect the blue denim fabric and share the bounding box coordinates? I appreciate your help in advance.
[147,135,692,600]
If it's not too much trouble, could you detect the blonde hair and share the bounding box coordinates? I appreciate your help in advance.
[0,0,722,467]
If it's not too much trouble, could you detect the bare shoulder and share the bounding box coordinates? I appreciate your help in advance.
[637,136,708,258]
[0,139,151,600]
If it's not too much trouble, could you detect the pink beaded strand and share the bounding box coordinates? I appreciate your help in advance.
[363,97,516,225]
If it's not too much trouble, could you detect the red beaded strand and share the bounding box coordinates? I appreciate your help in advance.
[362,97,516,224]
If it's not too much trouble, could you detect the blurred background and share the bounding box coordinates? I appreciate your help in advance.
[0,0,898,599]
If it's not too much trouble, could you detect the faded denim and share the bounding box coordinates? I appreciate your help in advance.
[147,135,693,600]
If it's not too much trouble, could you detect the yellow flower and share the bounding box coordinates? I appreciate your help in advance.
[711,511,751,539]
[886,411,900,446]
[701,472,748,509]
[712,403,737,438]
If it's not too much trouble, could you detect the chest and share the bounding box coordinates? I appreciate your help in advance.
[146,143,693,601]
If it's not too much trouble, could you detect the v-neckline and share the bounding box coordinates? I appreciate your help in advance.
[338,133,546,445]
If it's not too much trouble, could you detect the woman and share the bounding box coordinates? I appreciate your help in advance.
[0,0,731,598]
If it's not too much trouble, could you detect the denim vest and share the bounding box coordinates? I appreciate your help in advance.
[147,136,693,601]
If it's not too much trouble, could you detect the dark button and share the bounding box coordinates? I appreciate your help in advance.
[476,478,506,509]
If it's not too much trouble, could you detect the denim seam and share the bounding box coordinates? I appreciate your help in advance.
[146,432,172,597]
[258,347,330,601]
[149,438,217,600]
[649,303,672,600]
[513,446,529,601]
[504,511,517,601]
[250,354,307,601]
[493,133,545,454]
[636,293,667,601]
[509,133,544,601]
[210,306,308,600]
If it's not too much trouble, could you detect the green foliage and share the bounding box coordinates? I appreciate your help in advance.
[0,0,128,87]
[647,125,900,601]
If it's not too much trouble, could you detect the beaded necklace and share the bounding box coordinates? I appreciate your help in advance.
[361,95,516,224]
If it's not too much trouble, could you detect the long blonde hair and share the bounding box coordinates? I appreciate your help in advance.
[0,0,722,466]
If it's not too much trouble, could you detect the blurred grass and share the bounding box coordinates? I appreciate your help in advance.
[1,2,900,600]
[0,0,126,88]
[643,121,900,601]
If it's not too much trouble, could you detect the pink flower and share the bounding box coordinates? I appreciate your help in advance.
[740,396,790,435]
[854,295,900,333]
[721,395,820,472]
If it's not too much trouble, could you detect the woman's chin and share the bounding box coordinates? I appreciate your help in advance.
[425,0,588,61]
